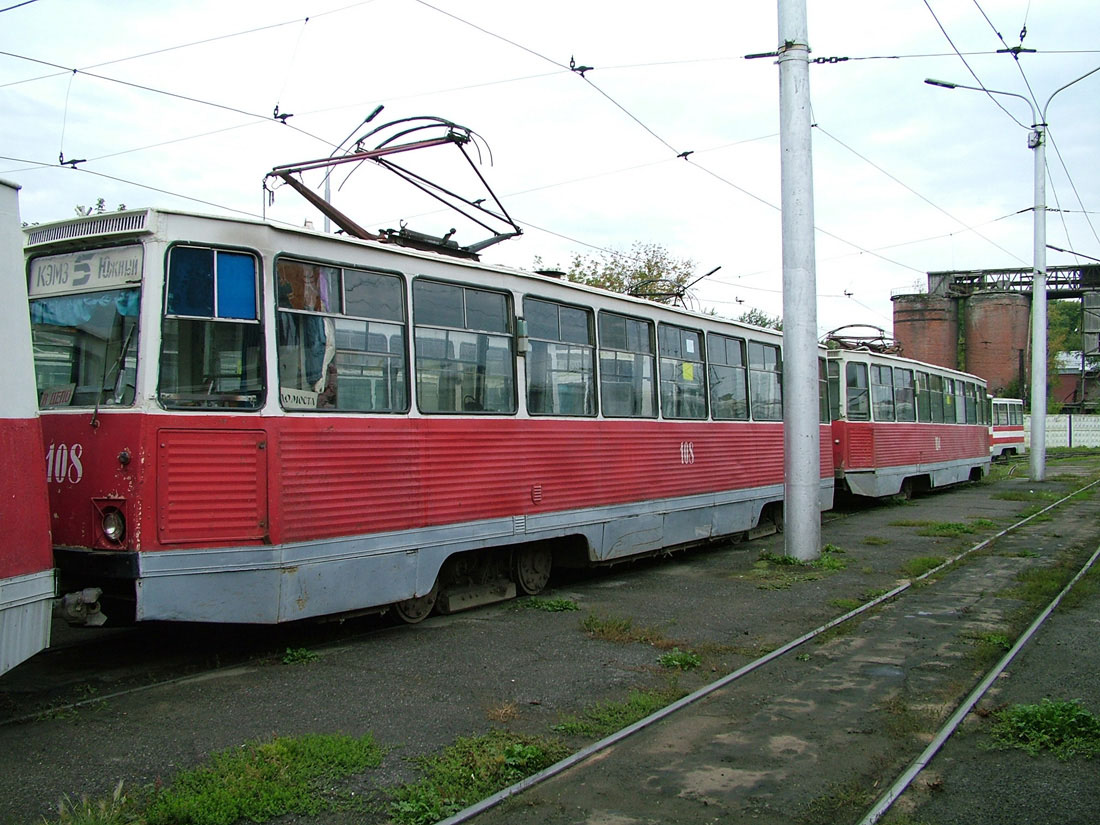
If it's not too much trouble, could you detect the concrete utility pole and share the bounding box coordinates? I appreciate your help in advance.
[777,0,821,560]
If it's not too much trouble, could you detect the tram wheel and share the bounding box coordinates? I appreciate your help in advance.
[393,581,439,624]
[513,545,553,595]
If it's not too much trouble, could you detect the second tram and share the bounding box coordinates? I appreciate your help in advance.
[826,348,990,499]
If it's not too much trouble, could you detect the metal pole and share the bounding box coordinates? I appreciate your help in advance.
[1030,124,1047,480]
[778,0,821,560]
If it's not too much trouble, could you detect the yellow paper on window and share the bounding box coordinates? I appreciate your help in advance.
[682,362,694,381]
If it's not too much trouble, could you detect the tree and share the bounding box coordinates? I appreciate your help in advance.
[559,242,697,307]
[736,308,782,330]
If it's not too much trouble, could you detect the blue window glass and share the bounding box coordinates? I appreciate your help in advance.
[166,246,214,316]
[217,252,257,320]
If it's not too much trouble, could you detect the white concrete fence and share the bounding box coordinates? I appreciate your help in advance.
[1025,414,1100,448]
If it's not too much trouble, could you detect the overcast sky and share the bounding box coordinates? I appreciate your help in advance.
[2,0,1098,336]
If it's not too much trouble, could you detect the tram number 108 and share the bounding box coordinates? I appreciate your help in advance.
[45,442,84,484]
[680,441,695,465]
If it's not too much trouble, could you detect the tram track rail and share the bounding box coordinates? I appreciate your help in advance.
[438,474,1100,825]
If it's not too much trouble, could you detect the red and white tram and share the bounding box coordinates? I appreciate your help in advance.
[989,397,1026,460]
[1,180,54,674]
[826,348,990,499]
[24,208,836,625]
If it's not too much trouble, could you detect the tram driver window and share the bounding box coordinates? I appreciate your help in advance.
[159,246,263,410]
[413,279,516,414]
[275,260,408,413]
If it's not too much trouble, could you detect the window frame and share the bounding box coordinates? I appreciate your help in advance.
[523,295,597,417]
[747,339,782,422]
[274,256,409,414]
[597,310,657,419]
[657,321,707,420]
[707,331,750,421]
[159,243,265,411]
[412,276,517,415]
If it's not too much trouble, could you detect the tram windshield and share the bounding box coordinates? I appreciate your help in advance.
[29,287,140,408]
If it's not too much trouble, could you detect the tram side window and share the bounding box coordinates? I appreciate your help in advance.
[871,364,895,421]
[942,378,956,423]
[599,312,656,418]
[524,297,595,416]
[928,374,945,422]
[954,380,968,423]
[748,341,782,421]
[276,260,407,413]
[708,333,748,421]
[964,382,978,424]
[894,368,916,422]
[819,358,830,423]
[414,280,515,414]
[916,371,932,422]
[160,246,263,410]
[827,359,841,422]
[845,361,870,421]
[658,324,706,420]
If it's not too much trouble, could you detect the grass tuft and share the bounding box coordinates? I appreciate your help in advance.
[900,556,945,579]
[388,731,568,825]
[657,648,701,671]
[552,686,684,738]
[580,613,665,645]
[988,699,1100,760]
[143,733,383,825]
[281,647,320,665]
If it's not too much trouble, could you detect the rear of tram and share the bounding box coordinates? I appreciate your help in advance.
[990,397,1026,459]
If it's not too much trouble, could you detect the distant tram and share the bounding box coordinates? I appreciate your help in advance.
[826,348,990,499]
[24,208,839,626]
[990,396,1027,460]
[1,180,54,673]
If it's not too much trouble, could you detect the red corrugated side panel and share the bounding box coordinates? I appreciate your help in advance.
[0,418,52,578]
[833,420,988,472]
[274,418,831,545]
[157,428,268,545]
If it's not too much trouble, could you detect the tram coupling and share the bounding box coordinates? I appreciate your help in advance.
[58,588,107,627]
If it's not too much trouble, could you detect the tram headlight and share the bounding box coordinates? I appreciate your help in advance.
[101,508,126,543]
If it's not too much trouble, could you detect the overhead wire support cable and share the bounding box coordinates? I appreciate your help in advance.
[0,49,340,150]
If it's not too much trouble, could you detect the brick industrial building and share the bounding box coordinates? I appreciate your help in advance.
[891,264,1100,407]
